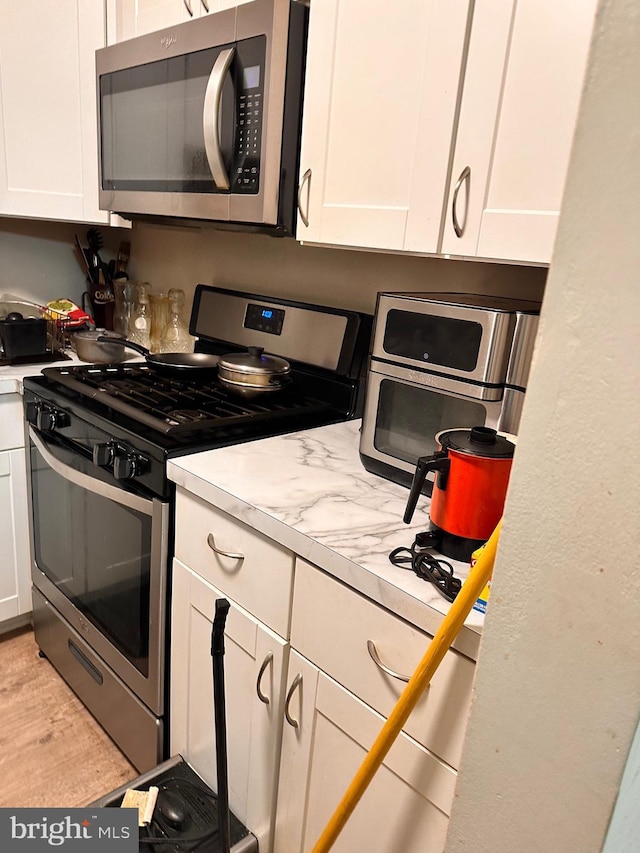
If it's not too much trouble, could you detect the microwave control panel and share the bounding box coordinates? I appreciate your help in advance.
[232,38,265,194]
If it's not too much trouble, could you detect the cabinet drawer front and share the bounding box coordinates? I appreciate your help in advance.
[0,395,24,451]
[291,559,474,769]
[174,489,294,637]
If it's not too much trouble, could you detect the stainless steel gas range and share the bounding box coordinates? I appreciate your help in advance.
[22,286,371,772]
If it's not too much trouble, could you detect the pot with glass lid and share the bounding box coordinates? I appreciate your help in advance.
[217,346,291,398]
[403,426,515,561]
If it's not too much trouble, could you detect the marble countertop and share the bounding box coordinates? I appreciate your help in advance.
[167,419,483,660]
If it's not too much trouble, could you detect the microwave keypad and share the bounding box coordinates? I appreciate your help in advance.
[234,92,262,192]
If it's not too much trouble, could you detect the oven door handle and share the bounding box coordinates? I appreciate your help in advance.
[29,427,154,517]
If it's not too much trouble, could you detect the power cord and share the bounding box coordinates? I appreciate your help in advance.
[389,531,461,603]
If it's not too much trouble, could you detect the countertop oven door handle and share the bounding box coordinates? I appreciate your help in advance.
[29,427,153,517]
[203,47,235,191]
[256,651,274,704]
[366,639,411,683]
[284,672,302,728]
[207,533,244,561]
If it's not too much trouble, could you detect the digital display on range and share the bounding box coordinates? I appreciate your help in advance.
[244,303,285,335]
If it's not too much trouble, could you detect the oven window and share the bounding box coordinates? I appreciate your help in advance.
[30,445,151,677]
[373,379,488,463]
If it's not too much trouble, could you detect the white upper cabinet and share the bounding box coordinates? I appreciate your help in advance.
[296,0,472,253]
[111,0,255,42]
[0,1,110,224]
[441,0,598,264]
[299,0,597,265]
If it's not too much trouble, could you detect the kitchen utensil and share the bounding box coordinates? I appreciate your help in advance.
[73,329,128,363]
[95,336,220,373]
[217,346,291,397]
[115,240,130,274]
[403,426,515,561]
[311,520,502,853]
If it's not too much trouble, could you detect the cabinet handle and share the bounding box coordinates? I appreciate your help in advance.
[452,165,471,238]
[201,0,209,10]
[183,0,194,16]
[284,673,303,728]
[366,640,411,683]
[256,651,274,704]
[207,533,245,562]
[297,168,311,228]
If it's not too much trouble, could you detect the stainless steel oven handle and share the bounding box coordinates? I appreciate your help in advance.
[203,47,235,191]
[29,427,154,517]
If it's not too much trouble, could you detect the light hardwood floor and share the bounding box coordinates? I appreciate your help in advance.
[0,624,137,807]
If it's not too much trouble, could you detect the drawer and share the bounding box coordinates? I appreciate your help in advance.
[291,558,475,769]
[174,489,294,638]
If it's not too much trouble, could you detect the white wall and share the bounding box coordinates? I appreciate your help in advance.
[444,1,640,850]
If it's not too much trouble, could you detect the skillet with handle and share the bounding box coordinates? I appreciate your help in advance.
[95,336,220,373]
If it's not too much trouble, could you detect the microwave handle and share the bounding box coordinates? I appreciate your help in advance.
[203,47,235,191]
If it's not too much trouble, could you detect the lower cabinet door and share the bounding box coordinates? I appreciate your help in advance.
[170,559,289,853]
[0,447,31,624]
[274,651,457,853]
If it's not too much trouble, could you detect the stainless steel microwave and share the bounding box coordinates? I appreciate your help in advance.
[96,0,308,234]
[359,292,540,491]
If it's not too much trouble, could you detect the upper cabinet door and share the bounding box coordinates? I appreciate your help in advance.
[442,0,598,264]
[297,0,472,253]
[0,1,109,224]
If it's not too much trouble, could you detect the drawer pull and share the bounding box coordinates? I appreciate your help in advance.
[367,640,411,683]
[207,533,245,562]
[284,673,303,728]
[256,651,274,705]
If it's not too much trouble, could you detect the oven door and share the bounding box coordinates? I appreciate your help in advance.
[359,365,506,491]
[27,426,169,716]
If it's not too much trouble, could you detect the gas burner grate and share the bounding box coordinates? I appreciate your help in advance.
[45,363,333,436]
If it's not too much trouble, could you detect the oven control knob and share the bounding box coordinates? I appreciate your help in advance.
[36,406,69,432]
[93,442,115,467]
[113,451,147,481]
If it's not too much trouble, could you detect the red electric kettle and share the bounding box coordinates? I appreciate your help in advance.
[403,426,515,561]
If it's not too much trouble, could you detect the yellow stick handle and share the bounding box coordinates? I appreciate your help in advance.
[311,519,502,853]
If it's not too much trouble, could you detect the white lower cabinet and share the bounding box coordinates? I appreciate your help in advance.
[171,494,474,852]
[0,394,31,627]
[273,651,456,853]
[170,558,288,853]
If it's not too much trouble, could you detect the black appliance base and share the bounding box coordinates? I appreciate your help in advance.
[431,525,486,563]
[91,755,258,852]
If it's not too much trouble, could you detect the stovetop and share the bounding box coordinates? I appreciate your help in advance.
[38,362,343,437]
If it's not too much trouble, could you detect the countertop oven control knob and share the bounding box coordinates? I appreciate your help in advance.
[93,442,115,467]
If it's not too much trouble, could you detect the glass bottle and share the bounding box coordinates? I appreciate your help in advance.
[160,288,194,353]
[129,282,152,349]
[149,292,170,353]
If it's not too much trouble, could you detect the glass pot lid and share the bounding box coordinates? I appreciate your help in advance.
[218,346,290,376]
